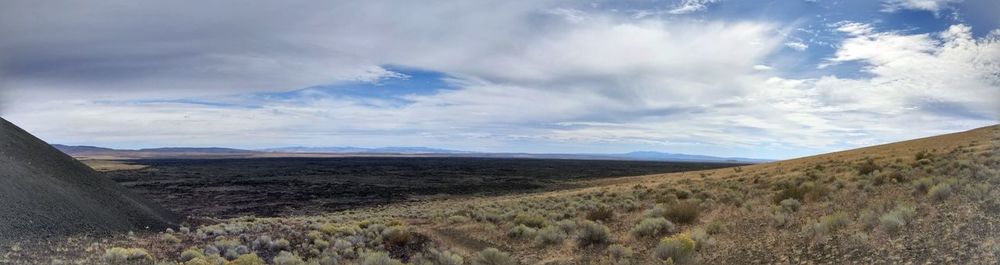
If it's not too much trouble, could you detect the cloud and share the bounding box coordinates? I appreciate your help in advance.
[881,0,963,14]
[1,2,997,158]
[784,41,809,51]
[668,0,722,15]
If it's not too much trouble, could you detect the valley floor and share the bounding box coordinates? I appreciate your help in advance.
[3,125,999,265]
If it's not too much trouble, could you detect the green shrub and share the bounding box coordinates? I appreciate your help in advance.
[607,244,633,260]
[381,226,412,246]
[689,228,714,250]
[179,248,204,262]
[576,220,612,247]
[771,209,791,228]
[912,177,934,194]
[270,238,291,251]
[879,205,917,234]
[857,158,880,175]
[859,209,879,230]
[102,247,154,265]
[704,221,726,235]
[359,251,404,265]
[801,212,849,244]
[779,198,801,212]
[272,251,305,265]
[447,215,471,224]
[471,248,515,265]
[585,205,615,221]
[413,248,463,265]
[160,234,181,244]
[507,224,537,239]
[928,183,953,201]
[630,217,675,238]
[513,213,547,228]
[228,254,265,265]
[653,233,696,264]
[666,201,701,224]
[556,219,577,234]
[534,226,567,246]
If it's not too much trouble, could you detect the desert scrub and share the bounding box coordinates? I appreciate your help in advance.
[556,219,577,234]
[801,212,849,244]
[270,238,291,251]
[653,233,696,264]
[630,217,675,238]
[689,228,714,250]
[666,200,701,224]
[381,226,412,245]
[879,205,917,234]
[160,233,182,244]
[229,254,265,265]
[858,209,879,230]
[771,207,792,228]
[412,248,463,265]
[356,251,403,265]
[513,213,547,228]
[608,244,634,264]
[507,224,537,239]
[179,247,204,262]
[447,215,471,224]
[928,182,954,201]
[779,198,801,212]
[585,204,615,221]
[471,248,515,265]
[577,220,612,247]
[704,221,726,235]
[272,251,305,265]
[534,226,567,246]
[103,247,154,265]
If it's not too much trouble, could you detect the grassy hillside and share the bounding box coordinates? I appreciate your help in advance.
[5,125,998,264]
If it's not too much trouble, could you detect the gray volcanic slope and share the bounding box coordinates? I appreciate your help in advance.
[0,118,178,241]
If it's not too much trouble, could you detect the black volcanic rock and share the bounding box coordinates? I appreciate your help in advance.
[0,118,179,241]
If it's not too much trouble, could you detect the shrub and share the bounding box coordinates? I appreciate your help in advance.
[642,204,668,218]
[801,212,849,245]
[928,183,953,201]
[556,219,577,234]
[779,199,801,212]
[270,238,291,251]
[272,251,305,265]
[653,233,696,264]
[630,217,675,238]
[447,215,471,224]
[879,205,917,234]
[471,248,515,265]
[912,177,934,194]
[666,201,701,224]
[607,244,633,261]
[857,158,880,175]
[576,220,612,247]
[771,210,791,228]
[513,214,547,228]
[704,221,726,235]
[414,248,463,265]
[534,226,567,246]
[859,209,879,230]
[160,234,181,244]
[229,254,265,265]
[179,248,204,262]
[102,247,154,265]
[507,224,537,239]
[359,251,404,265]
[585,205,615,221]
[689,228,714,250]
[381,226,412,246]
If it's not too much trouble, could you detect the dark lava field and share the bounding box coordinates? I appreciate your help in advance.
[104,157,741,218]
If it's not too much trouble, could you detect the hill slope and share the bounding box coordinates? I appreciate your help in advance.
[0,118,179,241]
[9,125,999,264]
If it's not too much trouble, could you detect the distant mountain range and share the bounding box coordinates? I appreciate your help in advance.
[51,144,770,163]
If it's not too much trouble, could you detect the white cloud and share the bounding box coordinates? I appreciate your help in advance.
[881,0,963,14]
[668,0,722,15]
[784,41,809,51]
[753,65,773,70]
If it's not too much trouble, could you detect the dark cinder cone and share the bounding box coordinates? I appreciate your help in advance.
[0,117,179,241]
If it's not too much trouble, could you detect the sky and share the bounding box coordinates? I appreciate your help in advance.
[0,0,998,159]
